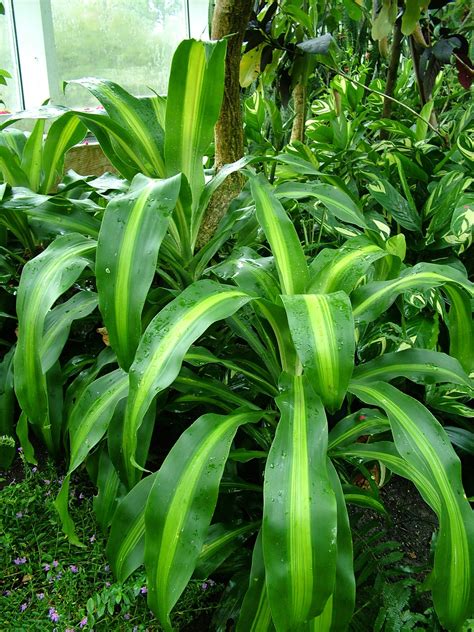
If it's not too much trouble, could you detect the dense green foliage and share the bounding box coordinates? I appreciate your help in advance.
[0,1,473,630]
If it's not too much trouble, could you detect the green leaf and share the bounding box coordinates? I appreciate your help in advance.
[40,112,87,193]
[368,178,421,233]
[352,349,472,388]
[237,531,275,631]
[93,448,124,529]
[96,173,181,370]
[14,234,96,453]
[69,78,165,178]
[165,38,226,236]
[107,472,157,582]
[263,374,337,628]
[122,280,251,487]
[276,182,367,229]
[402,0,430,36]
[21,118,45,191]
[250,174,308,295]
[352,263,473,326]
[42,291,98,372]
[443,285,474,374]
[0,346,16,468]
[194,521,259,579]
[308,237,387,295]
[145,410,263,630]
[415,100,434,141]
[328,409,390,451]
[282,292,355,412]
[348,382,474,631]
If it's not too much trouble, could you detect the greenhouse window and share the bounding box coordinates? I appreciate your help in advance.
[1,0,209,111]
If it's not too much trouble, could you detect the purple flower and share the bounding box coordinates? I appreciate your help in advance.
[32,467,37,473]
[123,613,131,620]
[89,534,96,543]
[55,572,62,580]
[20,603,28,612]
[44,564,50,571]
[52,560,59,568]
[201,582,208,591]
[79,616,88,628]
[105,581,111,588]
[65,629,75,632]
[14,556,27,565]
[16,511,23,518]
[49,607,60,622]
[69,565,78,573]
[140,586,147,594]
[43,479,51,485]
[17,446,23,453]
[37,593,45,600]
[104,564,110,572]
[3,591,11,597]
[78,493,85,500]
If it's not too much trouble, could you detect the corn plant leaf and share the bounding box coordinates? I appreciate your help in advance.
[237,531,275,632]
[68,78,165,178]
[14,234,96,452]
[352,349,472,388]
[194,521,259,579]
[145,409,263,630]
[0,346,15,468]
[0,146,29,187]
[40,112,87,193]
[21,117,45,191]
[122,280,252,487]
[352,263,473,326]
[308,238,387,294]
[443,285,474,374]
[24,195,101,240]
[328,409,390,451]
[212,247,281,303]
[282,292,355,412]
[165,38,226,237]
[348,382,474,630]
[263,374,337,628]
[250,174,308,295]
[107,472,157,582]
[327,461,356,631]
[276,182,367,229]
[93,448,125,529]
[334,441,441,514]
[96,173,181,370]
[42,291,98,373]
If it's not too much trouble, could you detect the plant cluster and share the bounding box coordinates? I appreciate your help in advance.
[0,1,473,631]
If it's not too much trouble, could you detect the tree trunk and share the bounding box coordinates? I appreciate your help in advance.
[197,0,253,248]
[380,19,403,139]
[290,80,307,143]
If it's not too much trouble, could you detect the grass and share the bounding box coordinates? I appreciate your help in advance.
[0,451,222,631]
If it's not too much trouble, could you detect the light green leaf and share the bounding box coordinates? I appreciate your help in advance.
[263,374,337,628]
[348,382,474,630]
[283,292,355,412]
[250,175,308,295]
[122,280,251,487]
[96,173,181,370]
[145,410,262,630]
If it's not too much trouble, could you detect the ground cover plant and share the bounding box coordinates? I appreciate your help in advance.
[0,1,473,630]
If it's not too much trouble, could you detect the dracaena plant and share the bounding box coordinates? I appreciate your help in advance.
[39,171,470,630]
[7,38,474,632]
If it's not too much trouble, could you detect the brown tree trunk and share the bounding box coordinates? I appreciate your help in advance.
[290,81,307,143]
[197,0,253,248]
[380,19,403,139]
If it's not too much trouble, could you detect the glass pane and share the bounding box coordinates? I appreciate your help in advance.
[189,0,209,39]
[49,0,188,108]
[0,3,21,112]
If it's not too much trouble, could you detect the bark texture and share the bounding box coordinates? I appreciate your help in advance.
[197,0,253,248]
[380,19,403,139]
[290,81,307,144]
